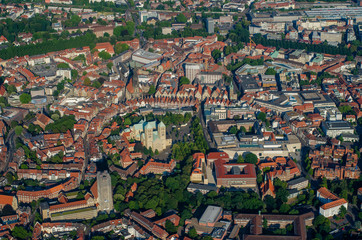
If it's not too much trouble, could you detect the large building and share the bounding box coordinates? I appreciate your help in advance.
[123,120,172,152]
[234,212,314,240]
[132,49,162,65]
[317,187,348,218]
[206,18,214,34]
[92,171,114,213]
[184,63,201,81]
[214,159,257,189]
[321,121,355,138]
[139,159,176,175]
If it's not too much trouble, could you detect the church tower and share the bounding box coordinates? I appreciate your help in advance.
[145,123,153,149]
[158,121,166,140]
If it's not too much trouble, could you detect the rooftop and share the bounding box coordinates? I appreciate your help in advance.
[199,206,222,225]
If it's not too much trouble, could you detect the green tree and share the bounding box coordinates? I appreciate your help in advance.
[188,227,198,239]
[71,69,78,80]
[165,220,177,234]
[257,112,266,122]
[265,68,277,75]
[107,62,113,70]
[211,49,222,61]
[6,84,17,94]
[179,76,190,86]
[83,77,91,86]
[176,13,187,23]
[57,62,70,69]
[339,205,347,218]
[115,42,130,54]
[244,153,258,164]
[148,85,156,95]
[19,93,31,104]
[98,50,111,60]
[15,125,23,135]
[11,226,31,240]
[124,118,132,126]
[228,125,238,134]
[237,155,244,163]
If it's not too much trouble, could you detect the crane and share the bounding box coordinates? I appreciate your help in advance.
[248,36,256,55]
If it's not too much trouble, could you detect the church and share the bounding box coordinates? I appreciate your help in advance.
[123,120,172,152]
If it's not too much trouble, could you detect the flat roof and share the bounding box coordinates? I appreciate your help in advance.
[133,49,162,60]
[199,206,222,225]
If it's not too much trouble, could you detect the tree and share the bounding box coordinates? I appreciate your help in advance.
[71,69,78,80]
[179,76,190,86]
[98,50,111,60]
[339,205,347,218]
[6,84,17,94]
[148,85,156,95]
[264,195,276,211]
[257,112,266,122]
[57,62,70,69]
[15,126,23,135]
[265,68,277,75]
[92,80,102,89]
[176,13,187,23]
[124,118,132,126]
[107,62,113,70]
[244,153,258,164]
[11,226,31,240]
[337,135,344,143]
[83,77,91,86]
[237,155,244,163]
[276,188,289,203]
[165,220,177,234]
[211,49,222,61]
[279,203,291,213]
[188,227,198,239]
[115,42,130,54]
[19,93,31,104]
[228,125,238,134]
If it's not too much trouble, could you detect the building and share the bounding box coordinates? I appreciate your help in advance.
[234,212,314,240]
[123,120,171,152]
[206,18,214,34]
[321,121,355,138]
[317,187,348,218]
[190,153,206,183]
[40,193,97,221]
[139,159,176,175]
[184,63,201,81]
[196,72,223,85]
[287,177,309,190]
[199,206,222,227]
[17,178,78,203]
[187,183,218,194]
[214,159,257,189]
[0,194,18,211]
[91,171,114,213]
[132,49,162,65]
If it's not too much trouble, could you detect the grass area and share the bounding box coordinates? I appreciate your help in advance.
[51,206,97,217]
[65,191,79,197]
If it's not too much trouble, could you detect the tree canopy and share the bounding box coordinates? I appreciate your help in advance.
[19,93,31,104]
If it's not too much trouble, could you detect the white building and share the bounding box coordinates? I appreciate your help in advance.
[317,187,348,218]
[320,199,348,218]
[132,49,162,65]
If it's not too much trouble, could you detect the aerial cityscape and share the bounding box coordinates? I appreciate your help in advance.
[0,0,361,239]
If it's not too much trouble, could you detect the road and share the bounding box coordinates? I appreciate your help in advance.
[1,129,15,175]
[81,134,90,182]
[197,107,216,150]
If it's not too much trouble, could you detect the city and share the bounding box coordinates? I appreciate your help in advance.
[0,0,361,239]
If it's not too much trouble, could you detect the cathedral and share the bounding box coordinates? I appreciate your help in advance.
[123,120,172,152]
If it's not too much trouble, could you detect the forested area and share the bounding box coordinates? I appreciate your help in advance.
[0,32,97,59]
